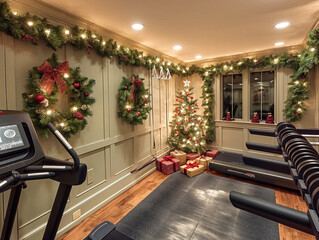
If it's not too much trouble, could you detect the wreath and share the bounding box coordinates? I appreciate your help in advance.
[118,75,151,125]
[22,53,96,138]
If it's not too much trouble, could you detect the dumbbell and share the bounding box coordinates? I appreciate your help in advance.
[297,161,319,179]
[286,143,317,157]
[291,148,318,164]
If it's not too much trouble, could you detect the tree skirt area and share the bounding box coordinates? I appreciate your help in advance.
[116,172,279,240]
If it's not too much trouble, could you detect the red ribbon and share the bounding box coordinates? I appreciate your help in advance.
[85,44,94,55]
[184,162,199,174]
[37,61,69,94]
[128,76,143,102]
[159,156,176,171]
[21,34,38,43]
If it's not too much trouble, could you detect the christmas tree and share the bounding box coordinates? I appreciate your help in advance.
[167,80,206,153]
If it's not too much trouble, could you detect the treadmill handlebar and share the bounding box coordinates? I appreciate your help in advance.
[47,123,80,170]
[246,142,282,154]
[248,129,275,137]
[229,191,313,235]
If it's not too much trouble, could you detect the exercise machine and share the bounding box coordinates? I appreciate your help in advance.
[230,122,319,239]
[0,110,132,240]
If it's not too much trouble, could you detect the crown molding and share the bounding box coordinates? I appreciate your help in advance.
[302,17,319,46]
[186,45,304,67]
[7,0,183,64]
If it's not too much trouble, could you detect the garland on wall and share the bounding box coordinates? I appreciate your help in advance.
[22,53,96,138]
[1,1,319,125]
[118,75,151,125]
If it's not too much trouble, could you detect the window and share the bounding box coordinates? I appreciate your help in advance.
[222,74,242,119]
[250,71,275,121]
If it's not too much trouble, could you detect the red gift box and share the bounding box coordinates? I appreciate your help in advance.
[156,155,180,174]
[206,150,219,159]
[186,153,200,160]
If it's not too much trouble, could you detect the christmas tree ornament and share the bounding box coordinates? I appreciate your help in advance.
[176,99,179,101]
[73,82,81,89]
[22,54,96,138]
[265,113,274,124]
[190,96,193,99]
[81,104,87,110]
[176,107,179,110]
[226,112,231,121]
[34,94,46,104]
[84,92,89,97]
[124,86,128,89]
[137,112,141,116]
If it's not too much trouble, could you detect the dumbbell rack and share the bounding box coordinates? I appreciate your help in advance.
[230,122,319,239]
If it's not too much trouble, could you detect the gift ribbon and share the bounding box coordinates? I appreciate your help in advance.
[37,61,69,94]
[128,76,143,102]
[184,162,199,174]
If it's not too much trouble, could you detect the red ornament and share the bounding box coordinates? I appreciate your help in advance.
[183,114,186,116]
[194,110,197,113]
[180,92,182,94]
[189,120,192,122]
[73,111,84,120]
[176,130,179,133]
[177,122,180,125]
[84,92,89,97]
[195,103,198,106]
[190,96,193,99]
[189,137,192,140]
[176,107,179,110]
[195,118,197,121]
[133,115,136,117]
[184,131,188,134]
[174,114,177,117]
[127,108,131,112]
[195,140,198,143]
[176,99,179,101]
[137,112,141,116]
[199,122,202,124]
[73,83,81,89]
[124,86,128,89]
[34,94,46,104]
[176,111,180,114]
[187,93,190,96]
[188,108,191,111]
[143,99,147,104]
[181,97,184,100]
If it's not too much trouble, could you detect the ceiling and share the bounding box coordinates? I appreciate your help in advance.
[40,0,319,62]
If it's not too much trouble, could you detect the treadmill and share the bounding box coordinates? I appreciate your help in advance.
[0,110,132,240]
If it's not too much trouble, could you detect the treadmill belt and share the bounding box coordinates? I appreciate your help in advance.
[116,172,279,240]
[214,151,244,164]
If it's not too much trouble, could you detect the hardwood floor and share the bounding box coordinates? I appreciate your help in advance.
[58,170,315,240]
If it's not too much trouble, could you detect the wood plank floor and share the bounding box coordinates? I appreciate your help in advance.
[58,170,315,240]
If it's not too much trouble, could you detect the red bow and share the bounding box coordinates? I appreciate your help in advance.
[37,61,69,94]
[164,155,174,161]
[128,76,143,102]
[184,161,199,174]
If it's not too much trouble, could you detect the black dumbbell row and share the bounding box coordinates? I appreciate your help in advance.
[276,122,319,214]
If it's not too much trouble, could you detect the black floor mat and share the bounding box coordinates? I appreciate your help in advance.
[116,172,279,240]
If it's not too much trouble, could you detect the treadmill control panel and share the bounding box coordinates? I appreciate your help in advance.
[0,123,29,156]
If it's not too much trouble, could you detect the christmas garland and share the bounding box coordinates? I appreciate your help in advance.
[1,1,319,122]
[118,75,151,125]
[22,54,95,138]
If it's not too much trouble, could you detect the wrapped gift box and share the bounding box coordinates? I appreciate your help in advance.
[206,150,219,159]
[156,156,180,175]
[196,156,213,170]
[170,150,187,165]
[186,153,200,160]
[180,161,205,178]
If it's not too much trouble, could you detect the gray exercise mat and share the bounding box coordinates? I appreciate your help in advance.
[116,172,279,240]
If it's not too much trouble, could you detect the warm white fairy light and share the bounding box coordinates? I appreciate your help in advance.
[144,95,149,98]
[81,34,86,39]
[195,143,198,146]
[295,81,299,85]
[45,29,50,35]
[139,55,142,58]
[156,58,160,62]
[102,41,106,45]
[64,73,69,78]
[177,66,180,70]
[183,139,186,142]
[229,66,233,70]
[297,108,302,113]
[46,110,52,115]
[298,101,302,105]
[303,82,307,86]
[182,70,186,73]
[205,72,208,76]
[117,45,120,49]
[72,106,78,111]
[60,122,65,127]
[310,48,315,52]
[274,58,279,64]
[213,68,216,71]
[253,59,257,63]
[187,140,190,143]
[223,65,227,69]
[92,34,96,38]
[194,127,198,130]
[196,131,200,135]
[64,29,70,35]
[192,123,195,126]
[13,11,18,15]
[27,21,33,26]
[125,105,131,109]
[186,67,189,70]
[238,61,242,65]
[182,103,186,106]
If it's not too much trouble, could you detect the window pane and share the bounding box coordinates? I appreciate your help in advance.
[250,72,262,119]
[261,71,275,120]
[233,74,242,118]
[223,75,232,118]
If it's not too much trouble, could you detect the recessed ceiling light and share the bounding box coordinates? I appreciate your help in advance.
[195,55,202,59]
[275,22,290,29]
[132,23,144,30]
[173,45,182,50]
[274,41,284,46]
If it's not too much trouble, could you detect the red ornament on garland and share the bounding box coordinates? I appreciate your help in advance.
[133,115,136,117]
[127,108,131,112]
[184,130,188,134]
[189,137,192,140]
[190,96,193,99]
[174,114,177,117]
[187,93,189,96]
[194,110,197,113]
[188,108,191,111]
[176,107,179,110]
[84,92,89,97]
[181,97,184,100]
[176,99,179,101]
[195,103,198,106]
[73,83,81,89]
[137,112,141,116]
[195,140,198,143]
[34,94,46,104]
[143,99,147,104]
[176,111,180,113]
[177,122,180,125]
[199,122,202,124]
[124,86,128,89]
[73,111,84,120]
[176,130,179,133]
